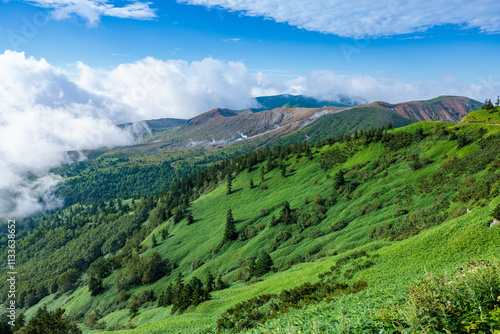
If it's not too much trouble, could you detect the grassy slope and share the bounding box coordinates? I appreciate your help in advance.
[462,107,500,124]
[25,120,500,333]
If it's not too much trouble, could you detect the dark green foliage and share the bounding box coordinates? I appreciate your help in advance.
[57,269,80,293]
[205,271,215,297]
[157,284,173,307]
[373,260,500,333]
[129,302,140,318]
[216,276,367,332]
[224,208,237,242]
[370,208,444,241]
[88,276,103,296]
[440,134,500,176]
[254,252,274,276]
[329,219,349,232]
[381,131,413,151]
[116,251,173,289]
[318,147,349,171]
[226,173,233,195]
[332,169,345,189]
[214,274,227,291]
[267,231,291,252]
[18,306,81,334]
[0,320,12,334]
[491,204,500,220]
[280,164,286,177]
[187,212,195,225]
[160,228,169,240]
[169,273,211,314]
[151,234,158,248]
[249,179,254,189]
[483,99,495,110]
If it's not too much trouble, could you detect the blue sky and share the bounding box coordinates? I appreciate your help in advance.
[1,0,500,85]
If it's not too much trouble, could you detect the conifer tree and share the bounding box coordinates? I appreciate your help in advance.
[171,272,185,314]
[205,271,214,294]
[226,173,232,195]
[224,208,237,241]
[165,283,173,306]
[260,166,265,182]
[151,234,158,248]
[161,228,169,240]
[190,277,205,306]
[280,201,292,224]
[249,178,254,189]
[187,212,194,225]
[266,156,274,172]
[89,275,103,296]
[157,290,166,307]
[214,274,227,291]
[255,252,273,276]
[333,169,346,189]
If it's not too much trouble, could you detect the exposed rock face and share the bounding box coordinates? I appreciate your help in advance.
[369,97,482,122]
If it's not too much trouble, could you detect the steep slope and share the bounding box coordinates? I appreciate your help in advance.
[462,106,500,124]
[7,118,500,333]
[370,95,481,122]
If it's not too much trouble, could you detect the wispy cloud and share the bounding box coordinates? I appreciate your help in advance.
[178,0,500,38]
[22,0,157,26]
[222,37,241,42]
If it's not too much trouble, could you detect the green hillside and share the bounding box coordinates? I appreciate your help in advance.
[3,117,500,333]
[462,106,500,124]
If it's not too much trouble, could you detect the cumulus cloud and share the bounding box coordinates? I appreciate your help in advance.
[0,51,138,218]
[178,0,500,38]
[77,57,261,121]
[22,0,157,26]
[1,50,495,218]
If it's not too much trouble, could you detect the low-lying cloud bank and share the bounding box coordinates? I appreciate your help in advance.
[0,50,495,218]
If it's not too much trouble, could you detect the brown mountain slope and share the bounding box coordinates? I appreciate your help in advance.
[368,96,481,122]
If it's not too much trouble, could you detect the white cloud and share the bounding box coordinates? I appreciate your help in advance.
[1,50,495,217]
[178,0,500,38]
[22,0,157,26]
[0,51,137,218]
[76,56,261,121]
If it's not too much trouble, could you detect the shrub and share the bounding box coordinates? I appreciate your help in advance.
[330,219,349,232]
[374,259,500,333]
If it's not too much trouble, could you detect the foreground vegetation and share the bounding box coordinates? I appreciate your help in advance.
[2,105,500,333]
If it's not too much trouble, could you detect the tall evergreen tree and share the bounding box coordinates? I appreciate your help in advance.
[187,212,195,225]
[226,173,232,195]
[255,252,274,276]
[224,208,237,241]
[190,277,205,306]
[249,178,255,189]
[151,234,158,248]
[161,228,169,240]
[88,275,103,296]
[266,156,274,172]
[333,169,346,189]
[214,274,227,291]
[205,270,215,294]
[260,166,266,182]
